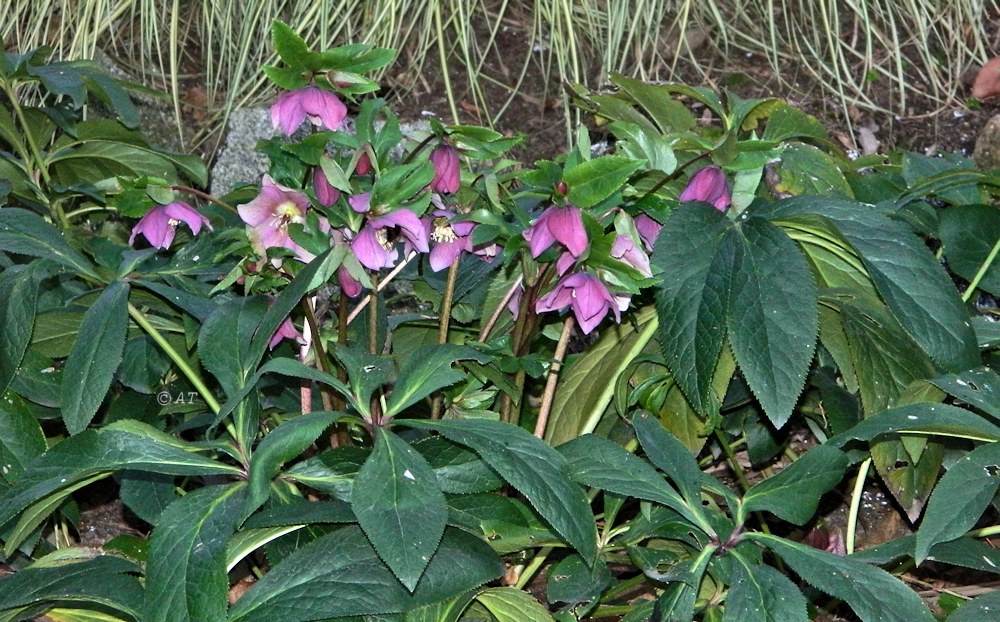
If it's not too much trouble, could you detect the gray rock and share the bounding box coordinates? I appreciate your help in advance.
[974,114,1000,172]
[210,108,277,196]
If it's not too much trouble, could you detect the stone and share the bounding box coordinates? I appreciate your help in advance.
[973,114,1000,172]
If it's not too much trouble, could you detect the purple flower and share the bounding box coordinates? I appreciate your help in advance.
[679,166,731,212]
[429,144,460,194]
[338,266,363,298]
[270,86,348,136]
[611,235,652,277]
[129,201,212,250]
[269,316,305,350]
[349,194,430,270]
[523,205,588,258]
[634,214,662,252]
[313,168,340,207]
[536,272,620,334]
[355,148,373,175]
[238,175,311,264]
[425,211,475,271]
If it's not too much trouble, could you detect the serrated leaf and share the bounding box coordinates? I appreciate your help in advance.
[0,208,97,278]
[545,553,611,605]
[632,411,710,504]
[228,526,500,621]
[915,442,1000,563]
[750,533,935,622]
[384,345,489,417]
[743,444,848,525]
[0,393,46,485]
[563,156,643,209]
[653,203,732,415]
[932,368,1000,421]
[476,587,556,622]
[198,296,267,397]
[727,218,817,427]
[829,402,1000,447]
[119,470,177,526]
[723,558,808,622]
[412,437,503,494]
[400,419,597,563]
[939,204,1000,296]
[948,591,1000,622]
[773,143,853,197]
[143,483,246,622]
[270,21,311,67]
[547,306,658,445]
[352,430,447,591]
[0,264,39,395]
[244,412,341,518]
[61,281,129,434]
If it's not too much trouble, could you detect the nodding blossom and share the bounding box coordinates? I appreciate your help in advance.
[424,211,475,272]
[679,166,731,212]
[129,201,212,250]
[523,204,589,259]
[536,272,620,334]
[269,315,305,351]
[312,168,341,207]
[429,144,461,194]
[270,86,348,136]
[348,192,429,270]
[611,235,652,278]
[237,175,311,265]
[634,214,662,252]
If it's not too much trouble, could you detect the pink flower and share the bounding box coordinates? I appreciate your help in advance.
[269,316,305,350]
[237,175,311,264]
[634,214,662,252]
[348,193,430,270]
[523,205,588,258]
[611,235,652,277]
[425,211,475,272]
[536,272,620,334]
[355,148,373,175]
[312,168,340,207]
[270,86,348,136]
[129,201,212,250]
[429,144,460,194]
[679,166,731,212]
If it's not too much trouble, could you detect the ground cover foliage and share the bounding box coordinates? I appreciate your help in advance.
[4,20,1000,622]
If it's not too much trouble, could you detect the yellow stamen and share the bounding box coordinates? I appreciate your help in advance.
[431,217,457,244]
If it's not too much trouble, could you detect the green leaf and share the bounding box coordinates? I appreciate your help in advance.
[143,483,246,622]
[118,336,171,394]
[557,434,697,525]
[119,470,177,525]
[546,306,658,445]
[829,402,1000,446]
[653,203,732,415]
[723,557,808,622]
[0,420,241,529]
[412,437,503,494]
[0,553,142,620]
[749,533,935,622]
[545,553,611,605]
[0,393,46,485]
[384,345,489,417]
[932,368,1000,421]
[400,419,598,563]
[914,442,1000,563]
[727,218,817,427]
[351,429,447,591]
[61,281,129,434]
[0,208,97,278]
[198,296,267,396]
[743,444,848,525]
[772,143,853,197]
[31,309,86,358]
[564,156,643,209]
[632,411,712,506]
[244,412,341,518]
[476,587,556,622]
[0,264,40,395]
[947,590,1000,622]
[229,526,501,621]
[270,21,311,67]
[939,204,1000,296]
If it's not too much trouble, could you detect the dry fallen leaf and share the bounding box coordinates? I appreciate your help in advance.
[972,56,1000,99]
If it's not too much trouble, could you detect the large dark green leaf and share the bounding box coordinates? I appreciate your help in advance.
[932,368,1000,421]
[750,533,935,622]
[384,345,489,417]
[198,297,267,397]
[947,591,1000,622]
[939,204,1000,296]
[653,203,731,415]
[0,264,40,395]
[0,553,142,619]
[0,393,46,486]
[0,208,97,278]
[228,526,500,621]
[723,557,807,622]
[400,419,597,563]
[829,403,1000,447]
[743,444,847,525]
[914,442,1000,563]
[726,218,817,427]
[563,156,644,209]
[143,483,246,622]
[352,429,447,591]
[412,437,503,494]
[476,587,555,622]
[60,281,129,434]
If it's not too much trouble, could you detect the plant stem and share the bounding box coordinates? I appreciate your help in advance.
[514,546,552,590]
[347,251,417,324]
[846,458,872,554]
[172,184,237,213]
[300,297,335,414]
[367,273,379,355]
[962,235,1000,303]
[533,315,574,439]
[431,260,461,419]
[478,275,522,341]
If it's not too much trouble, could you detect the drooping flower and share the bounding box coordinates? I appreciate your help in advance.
[269,315,305,350]
[536,272,620,334]
[679,166,731,212]
[129,201,212,250]
[270,86,348,136]
[425,211,475,271]
[611,235,652,277]
[634,214,662,252]
[523,204,588,258]
[355,147,373,175]
[348,193,430,270]
[429,144,460,194]
[312,167,340,207]
[238,175,311,264]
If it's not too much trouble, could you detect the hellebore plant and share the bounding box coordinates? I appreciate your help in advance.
[429,143,461,194]
[523,203,589,258]
[238,174,312,264]
[128,201,212,249]
[679,164,731,211]
[270,85,348,136]
[348,192,429,270]
[535,271,621,334]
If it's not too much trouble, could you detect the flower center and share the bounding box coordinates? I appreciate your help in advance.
[431,217,457,244]
[167,218,181,229]
[375,228,393,251]
[272,201,304,230]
